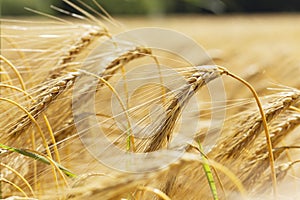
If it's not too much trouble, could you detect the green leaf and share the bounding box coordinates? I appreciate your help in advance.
[198,141,219,200]
[0,143,76,178]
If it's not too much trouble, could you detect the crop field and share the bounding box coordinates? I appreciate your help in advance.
[1,2,300,199]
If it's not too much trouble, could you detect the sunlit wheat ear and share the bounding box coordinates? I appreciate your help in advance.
[98,46,152,78]
[6,44,151,144]
[49,26,109,79]
[0,83,60,162]
[141,66,222,152]
[0,97,53,163]
[212,90,300,174]
[6,71,80,137]
[240,110,300,191]
[255,109,300,156]
[213,90,300,160]
[209,89,299,197]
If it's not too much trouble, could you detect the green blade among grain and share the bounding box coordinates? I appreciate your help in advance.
[198,141,219,200]
[0,143,76,178]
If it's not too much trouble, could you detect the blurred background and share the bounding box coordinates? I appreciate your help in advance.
[1,0,300,16]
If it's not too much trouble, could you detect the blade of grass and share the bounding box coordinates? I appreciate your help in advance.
[0,143,76,178]
[0,83,61,162]
[0,97,51,159]
[197,141,219,200]
[28,149,69,187]
[0,96,58,190]
[207,159,247,198]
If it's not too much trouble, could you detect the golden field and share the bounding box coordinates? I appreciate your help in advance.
[1,10,300,200]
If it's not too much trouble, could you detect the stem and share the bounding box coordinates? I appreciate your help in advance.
[79,70,136,152]
[218,66,277,198]
[1,178,28,198]
[0,55,26,90]
[137,186,171,200]
[0,163,35,197]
